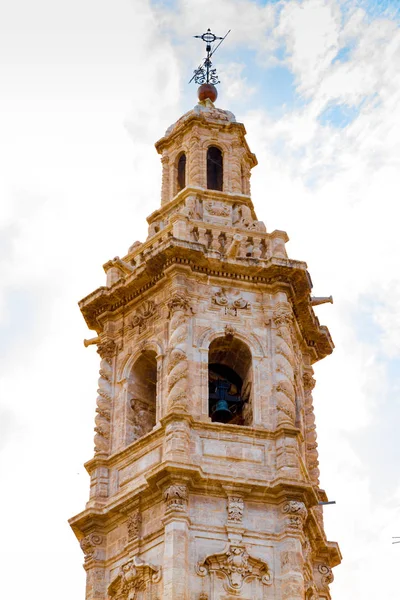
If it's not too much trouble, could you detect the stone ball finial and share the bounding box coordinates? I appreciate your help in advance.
[198,83,218,103]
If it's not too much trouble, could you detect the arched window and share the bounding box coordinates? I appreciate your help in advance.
[208,336,253,425]
[177,153,186,192]
[126,350,157,444]
[207,146,223,191]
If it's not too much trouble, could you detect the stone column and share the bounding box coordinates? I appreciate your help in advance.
[272,303,296,428]
[188,129,203,188]
[280,501,307,600]
[303,370,320,485]
[162,481,190,600]
[166,293,191,412]
[229,143,245,194]
[161,152,170,206]
[80,533,106,600]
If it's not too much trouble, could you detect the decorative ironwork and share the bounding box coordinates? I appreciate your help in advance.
[189,28,231,85]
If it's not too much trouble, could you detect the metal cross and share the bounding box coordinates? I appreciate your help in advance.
[189,28,231,85]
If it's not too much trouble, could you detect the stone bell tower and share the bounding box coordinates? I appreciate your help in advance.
[69,73,341,599]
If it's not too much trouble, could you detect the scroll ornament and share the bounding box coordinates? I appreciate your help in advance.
[212,288,249,316]
[197,542,272,594]
[80,533,103,562]
[282,501,308,529]
[318,564,334,587]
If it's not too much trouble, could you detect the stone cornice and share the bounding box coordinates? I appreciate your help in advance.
[79,239,333,361]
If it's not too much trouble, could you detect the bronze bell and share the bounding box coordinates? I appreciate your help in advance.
[210,380,242,424]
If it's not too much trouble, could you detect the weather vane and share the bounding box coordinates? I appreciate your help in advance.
[189,28,231,87]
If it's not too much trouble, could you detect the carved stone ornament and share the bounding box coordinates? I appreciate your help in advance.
[282,501,308,528]
[227,496,244,524]
[224,324,236,339]
[197,542,272,594]
[130,300,156,332]
[80,533,103,562]
[204,200,230,217]
[108,557,162,600]
[163,483,188,511]
[212,288,249,316]
[318,563,334,587]
[127,510,142,541]
[167,292,191,315]
[273,304,293,328]
[97,339,117,360]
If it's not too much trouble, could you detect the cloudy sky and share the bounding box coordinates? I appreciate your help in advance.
[1,0,399,598]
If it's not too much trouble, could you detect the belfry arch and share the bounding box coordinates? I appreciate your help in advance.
[208,336,253,425]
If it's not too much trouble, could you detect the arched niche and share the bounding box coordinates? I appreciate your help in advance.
[207,146,223,191]
[126,349,157,444]
[208,336,253,425]
[177,152,186,192]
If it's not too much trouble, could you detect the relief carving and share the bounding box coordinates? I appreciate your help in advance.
[197,542,272,594]
[212,288,249,316]
[204,200,230,217]
[232,203,266,232]
[108,557,161,600]
[94,356,113,455]
[97,339,117,360]
[130,301,156,333]
[127,509,142,542]
[184,194,202,220]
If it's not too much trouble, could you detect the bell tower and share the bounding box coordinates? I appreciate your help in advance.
[70,35,341,600]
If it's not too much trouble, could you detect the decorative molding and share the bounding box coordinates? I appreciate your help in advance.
[227,495,244,524]
[108,557,162,600]
[127,509,142,542]
[94,357,112,455]
[197,542,272,593]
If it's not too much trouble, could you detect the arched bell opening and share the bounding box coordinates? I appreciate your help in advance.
[208,336,253,425]
[177,152,186,193]
[207,146,223,191]
[126,350,157,444]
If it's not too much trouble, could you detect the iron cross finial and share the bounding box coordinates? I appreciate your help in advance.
[189,28,231,86]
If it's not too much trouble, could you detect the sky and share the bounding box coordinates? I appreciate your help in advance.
[0,0,400,598]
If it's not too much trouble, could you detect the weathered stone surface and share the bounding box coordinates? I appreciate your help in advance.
[69,95,340,600]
